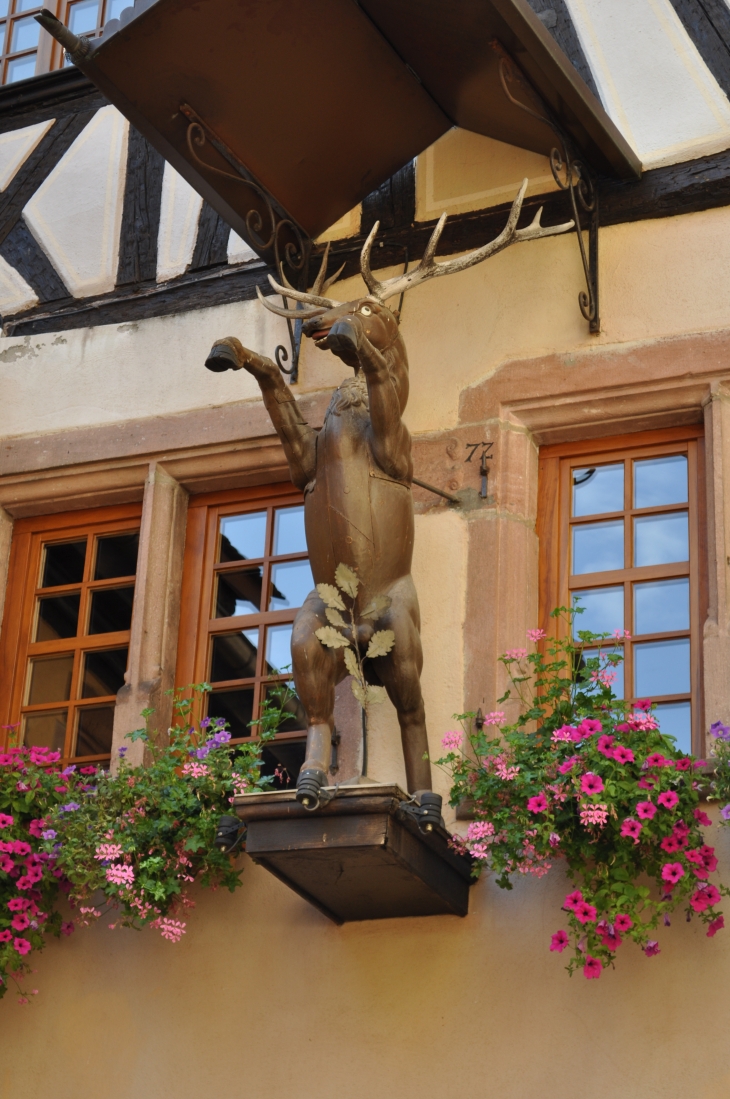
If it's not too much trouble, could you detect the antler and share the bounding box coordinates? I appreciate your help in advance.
[258,242,345,319]
[361,179,575,303]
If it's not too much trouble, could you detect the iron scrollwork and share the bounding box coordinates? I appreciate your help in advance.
[498,59,600,334]
[180,103,312,380]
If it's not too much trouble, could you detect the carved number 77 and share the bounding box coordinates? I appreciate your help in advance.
[465,442,493,463]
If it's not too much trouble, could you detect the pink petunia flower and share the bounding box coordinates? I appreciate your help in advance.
[701,845,718,872]
[612,745,635,764]
[646,753,671,768]
[578,719,602,736]
[660,835,681,853]
[11,841,30,856]
[657,790,679,810]
[550,930,569,952]
[0,814,13,828]
[620,818,642,843]
[580,773,605,796]
[690,885,721,912]
[637,777,656,790]
[674,820,691,840]
[7,898,28,912]
[574,901,598,925]
[694,809,712,827]
[674,759,692,771]
[635,699,652,712]
[13,937,31,955]
[661,862,684,884]
[0,929,11,942]
[583,955,602,979]
[527,793,548,813]
[636,801,656,820]
[557,756,579,775]
[564,890,584,911]
[60,921,74,936]
[601,931,622,950]
[10,913,29,931]
[0,855,13,873]
[596,735,615,757]
[644,940,661,957]
[614,913,633,932]
[552,725,578,743]
[707,916,725,937]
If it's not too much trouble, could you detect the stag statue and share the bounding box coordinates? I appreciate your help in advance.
[205,180,573,810]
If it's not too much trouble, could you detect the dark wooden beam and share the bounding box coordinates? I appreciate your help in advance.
[0,218,69,302]
[190,202,230,271]
[116,126,165,287]
[667,0,730,97]
[524,0,601,102]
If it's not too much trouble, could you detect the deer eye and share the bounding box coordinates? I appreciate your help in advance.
[360,305,372,316]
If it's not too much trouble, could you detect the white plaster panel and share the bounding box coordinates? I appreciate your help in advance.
[22,106,129,297]
[157,163,203,281]
[0,120,54,192]
[565,0,730,167]
[0,254,37,315]
[227,229,257,265]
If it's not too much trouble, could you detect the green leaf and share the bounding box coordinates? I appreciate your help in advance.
[316,583,345,611]
[366,630,395,659]
[335,563,359,599]
[315,625,350,649]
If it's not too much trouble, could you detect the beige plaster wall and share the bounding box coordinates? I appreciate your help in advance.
[1,813,728,1099]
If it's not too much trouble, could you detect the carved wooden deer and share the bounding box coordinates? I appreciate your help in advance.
[206,180,573,809]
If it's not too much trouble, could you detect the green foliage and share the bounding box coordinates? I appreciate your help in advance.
[439,608,727,979]
[315,563,394,712]
[0,682,288,1003]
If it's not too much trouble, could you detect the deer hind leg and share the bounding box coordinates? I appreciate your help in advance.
[291,590,345,807]
[369,577,432,793]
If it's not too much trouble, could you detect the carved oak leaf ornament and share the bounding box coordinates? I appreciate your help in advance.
[316,583,345,611]
[360,594,391,621]
[335,563,360,599]
[325,607,348,628]
[366,630,396,659]
[315,626,350,649]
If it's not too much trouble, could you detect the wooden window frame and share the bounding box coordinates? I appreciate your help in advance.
[0,502,142,761]
[537,425,707,753]
[176,482,308,748]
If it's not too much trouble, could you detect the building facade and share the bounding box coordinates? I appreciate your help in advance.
[1,2,730,1096]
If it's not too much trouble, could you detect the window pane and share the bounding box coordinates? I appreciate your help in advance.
[634,455,688,509]
[572,464,623,517]
[634,578,689,635]
[0,25,6,54]
[210,630,258,682]
[17,0,42,10]
[68,0,99,34]
[263,681,307,733]
[75,705,114,757]
[259,739,306,788]
[6,53,36,81]
[634,638,690,697]
[88,586,134,634]
[10,14,38,49]
[634,513,688,567]
[219,512,266,562]
[654,701,691,754]
[266,624,292,674]
[42,540,86,587]
[273,505,306,555]
[207,687,254,737]
[94,533,138,579]
[23,709,66,752]
[107,0,130,17]
[572,520,624,574]
[269,560,313,611]
[36,594,80,641]
[82,647,128,698]
[572,586,623,638]
[27,654,74,704]
[576,647,624,698]
[214,568,263,618]
[0,1,9,17]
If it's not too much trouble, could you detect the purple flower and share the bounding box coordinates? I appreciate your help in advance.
[710,720,730,741]
[210,730,232,747]
[200,717,211,728]
[117,746,128,756]
[59,802,80,813]
[41,830,57,840]
[61,765,76,776]
[721,804,730,821]
[214,717,226,727]
[195,746,210,760]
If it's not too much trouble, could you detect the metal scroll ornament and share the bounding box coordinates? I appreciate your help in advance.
[498,58,600,334]
[181,103,312,379]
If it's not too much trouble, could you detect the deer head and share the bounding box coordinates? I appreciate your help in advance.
[258,178,574,372]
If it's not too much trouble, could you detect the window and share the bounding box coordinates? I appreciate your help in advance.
[0,504,141,763]
[176,485,313,787]
[538,428,706,755]
[0,0,127,85]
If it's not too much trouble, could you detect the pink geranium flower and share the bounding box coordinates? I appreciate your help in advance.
[583,955,602,979]
[580,773,604,796]
[620,818,642,843]
[527,793,548,813]
[527,628,546,642]
[574,901,598,925]
[441,731,463,752]
[657,790,679,810]
[552,725,578,743]
[614,913,633,932]
[707,916,725,937]
[550,930,569,952]
[564,890,584,911]
[661,862,685,884]
[636,801,656,820]
[644,940,661,957]
[694,809,712,827]
[612,745,635,764]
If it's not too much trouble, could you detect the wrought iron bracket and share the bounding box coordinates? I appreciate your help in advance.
[498,56,600,334]
[180,102,313,379]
